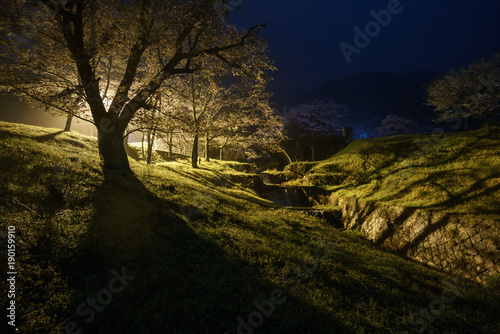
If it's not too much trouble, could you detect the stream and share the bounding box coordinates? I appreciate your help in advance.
[259,172,311,207]
[258,173,342,227]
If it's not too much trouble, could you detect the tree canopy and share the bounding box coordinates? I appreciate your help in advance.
[376,114,417,137]
[426,52,500,128]
[166,64,274,167]
[0,0,273,170]
[285,98,349,136]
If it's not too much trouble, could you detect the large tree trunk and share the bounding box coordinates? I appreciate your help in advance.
[64,114,73,132]
[191,134,199,169]
[205,131,210,162]
[98,128,130,171]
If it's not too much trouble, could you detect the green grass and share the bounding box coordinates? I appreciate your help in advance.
[1,121,499,334]
[294,128,500,220]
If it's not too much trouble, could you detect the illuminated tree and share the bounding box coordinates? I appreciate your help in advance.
[0,0,271,170]
[376,114,417,137]
[202,80,277,163]
[285,98,349,136]
[250,104,289,162]
[426,52,500,128]
[129,94,162,164]
[168,62,274,168]
[0,24,91,132]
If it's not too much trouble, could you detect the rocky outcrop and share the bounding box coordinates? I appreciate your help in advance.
[330,195,500,283]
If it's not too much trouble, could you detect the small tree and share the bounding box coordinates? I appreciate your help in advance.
[285,99,348,136]
[129,94,164,164]
[426,52,500,128]
[251,104,289,162]
[168,70,225,168]
[169,64,273,168]
[377,114,417,137]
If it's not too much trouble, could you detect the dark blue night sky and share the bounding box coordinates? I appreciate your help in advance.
[232,0,500,100]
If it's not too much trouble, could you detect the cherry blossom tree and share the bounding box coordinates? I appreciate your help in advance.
[376,114,417,137]
[0,0,271,171]
[285,98,349,136]
[166,54,275,168]
[426,52,500,128]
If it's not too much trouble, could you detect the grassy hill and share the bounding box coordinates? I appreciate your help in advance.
[288,127,500,220]
[1,121,499,334]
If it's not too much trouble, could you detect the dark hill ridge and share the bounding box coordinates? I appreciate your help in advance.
[300,70,441,131]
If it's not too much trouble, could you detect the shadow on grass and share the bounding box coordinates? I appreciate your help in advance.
[33,131,65,142]
[156,163,274,208]
[329,130,499,210]
[427,172,500,212]
[54,171,350,334]
[313,235,500,334]
[374,170,500,216]
[0,128,64,141]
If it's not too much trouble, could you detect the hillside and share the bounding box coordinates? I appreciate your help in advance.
[295,127,500,220]
[1,121,499,334]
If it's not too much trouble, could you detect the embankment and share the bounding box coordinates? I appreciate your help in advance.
[329,195,500,283]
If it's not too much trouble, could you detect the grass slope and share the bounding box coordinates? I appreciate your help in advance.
[296,127,500,220]
[0,121,499,334]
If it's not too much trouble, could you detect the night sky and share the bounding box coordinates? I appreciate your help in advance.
[231,0,500,102]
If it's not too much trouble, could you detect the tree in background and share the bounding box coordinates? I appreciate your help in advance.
[169,62,274,168]
[251,104,289,162]
[426,52,500,128]
[172,71,218,168]
[129,94,163,164]
[38,86,88,132]
[207,82,283,163]
[0,0,271,171]
[0,25,91,132]
[376,114,417,137]
[285,98,349,136]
